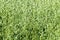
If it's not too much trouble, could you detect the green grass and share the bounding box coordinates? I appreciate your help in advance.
[0,0,60,40]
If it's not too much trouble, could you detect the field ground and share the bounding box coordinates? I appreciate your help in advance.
[0,0,60,40]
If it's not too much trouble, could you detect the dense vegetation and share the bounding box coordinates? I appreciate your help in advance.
[0,0,60,40]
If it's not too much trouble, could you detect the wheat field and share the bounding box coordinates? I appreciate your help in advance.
[0,0,60,40]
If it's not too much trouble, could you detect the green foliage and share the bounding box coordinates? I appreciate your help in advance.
[0,0,60,40]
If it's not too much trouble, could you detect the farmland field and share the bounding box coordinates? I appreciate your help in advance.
[0,0,60,40]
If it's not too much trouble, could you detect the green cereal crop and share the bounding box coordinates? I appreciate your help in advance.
[0,0,60,40]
